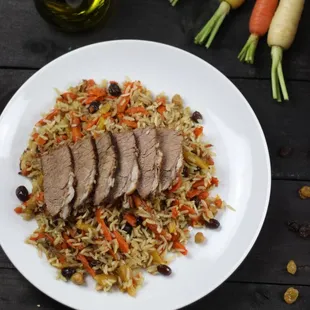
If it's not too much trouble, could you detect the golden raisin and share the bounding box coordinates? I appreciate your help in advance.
[71,272,85,285]
[287,260,297,275]
[195,232,206,244]
[284,287,299,304]
[299,186,310,199]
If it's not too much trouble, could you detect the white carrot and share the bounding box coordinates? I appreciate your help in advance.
[267,0,305,102]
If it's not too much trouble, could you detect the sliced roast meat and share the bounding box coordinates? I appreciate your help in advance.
[93,132,117,206]
[70,137,96,209]
[157,128,183,192]
[110,132,139,201]
[134,127,162,198]
[41,145,75,219]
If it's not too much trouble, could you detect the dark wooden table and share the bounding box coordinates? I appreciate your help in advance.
[1,0,310,309]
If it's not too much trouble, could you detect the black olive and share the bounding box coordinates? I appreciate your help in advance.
[191,111,203,123]
[123,223,133,234]
[89,260,100,268]
[182,166,189,178]
[88,101,100,114]
[157,264,172,276]
[205,218,220,229]
[136,216,143,226]
[279,146,293,158]
[16,185,29,202]
[108,83,122,97]
[287,221,300,232]
[61,267,76,280]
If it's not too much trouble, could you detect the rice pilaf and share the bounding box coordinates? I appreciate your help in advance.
[16,78,228,296]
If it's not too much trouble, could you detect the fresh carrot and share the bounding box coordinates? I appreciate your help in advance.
[186,189,201,199]
[157,105,167,116]
[124,213,137,227]
[173,241,188,255]
[117,83,133,113]
[180,205,196,215]
[267,0,305,101]
[192,179,205,189]
[77,254,96,278]
[86,79,95,89]
[36,109,60,126]
[169,175,182,193]
[238,0,279,64]
[32,133,48,146]
[86,117,99,130]
[60,92,78,102]
[215,198,223,207]
[96,208,113,242]
[171,206,179,218]
[199,191,209,200]
[14,206,23,214]
[120,119,138,129]
[125,107,148,116]
[193,127,203,137]
[114,231,129,253]
[211,177,219,187]
[71,113,83,143]
[30,232,54,244]
[195,0,246,48]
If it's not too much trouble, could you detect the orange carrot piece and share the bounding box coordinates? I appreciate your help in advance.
[124,213,137,227]
[169,176,182,193]
[180,205,196,215]
[14,206,23,214]
[193,127,203,137]
[114,231,129,253]
[173,241,188,255]
[211,177,219,187]
[125,106,148,116]
[186,189,201,199]
[86,79,95,89]
[30,233,54,244]
[156,97,166,104]
[108,249,119,260]
[132,194,143,207]
[171,206,179,219]
[117,96,131,113]
[36,109,60,126]
[77,254,96,278]
[36,192,44,203]
[96,208,113,242]
[86,117,99,130]
[157,105,167,116]
[58,255,66,264]
[198,191,209,200]
[192,179,205,189]
[62,233,84,250]
[215,198,222,207]
[121,119,137,129]
[71,114,83,142]
[61,92,77,102]
[88,87,106,98]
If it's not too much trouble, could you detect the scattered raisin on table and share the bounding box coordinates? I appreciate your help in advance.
[157,264,172,276]
[284,287,299,304]
[298,186,310,199]
[205,218,220,229]
[299,224,310,238]
[287,260,297,275]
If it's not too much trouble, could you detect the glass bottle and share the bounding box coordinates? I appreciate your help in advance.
[34,0,110,32]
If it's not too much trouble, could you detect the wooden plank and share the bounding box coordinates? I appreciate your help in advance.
[1,69,310,179]
[0,0,309,81]
[2,180,310,286]
[0,268,308,310]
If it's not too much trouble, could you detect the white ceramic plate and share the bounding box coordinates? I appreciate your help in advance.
[0,40,271,310]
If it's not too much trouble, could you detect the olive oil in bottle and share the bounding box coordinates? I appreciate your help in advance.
[34,0,110,32]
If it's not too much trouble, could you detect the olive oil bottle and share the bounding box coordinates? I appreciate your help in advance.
[34,0,110,32]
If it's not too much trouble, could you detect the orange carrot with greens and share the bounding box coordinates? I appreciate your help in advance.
[114,231,129,253]
[96,208,113,242]
[77,254,96,278]
[238,0,279,64]
[195,0,246,48]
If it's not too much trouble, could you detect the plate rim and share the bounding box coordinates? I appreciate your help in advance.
[0,39,271,310]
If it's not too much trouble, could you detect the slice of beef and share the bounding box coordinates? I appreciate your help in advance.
[110,132,139,201]
[93,132,117,206]
[41,145,75,219]
[133,127,162,198]
[70,137,96,210]
[157,128,183,192]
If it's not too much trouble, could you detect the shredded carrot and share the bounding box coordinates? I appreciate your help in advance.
[194,127,203,137]
[117,96,131,113]
[36,109,60,126]
[132,194,143,207]
[61,92,77,102]
[108,249,119,260]
[157,105,166,117]
[62,233,84,250]
[215,198,222,207]
[124,213,137,227]
[211,177,219,187]
[36,191,44,203]
[169,175,182,193]
[171,206,179,218]
[102,112,112,119]
[86,79,95,89]
[192,179,205,189]
[173,241,188,255]
[86,117,99,130]
[80,115,88,122]
[114,231,129,253]
[156,97,166,104]
[186,189,201,199]
[77,254,96,278]
[71,114,83,142]
[14,206,23,214]
[88,87,106,98]
[58,255,66,264]
[32,133,48,146]
[125,106,148,116]
[120,119,138,129]
[30,233,54,244]
[180,205,196,215]
[198,191,209,200]
[96,208,112,242]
